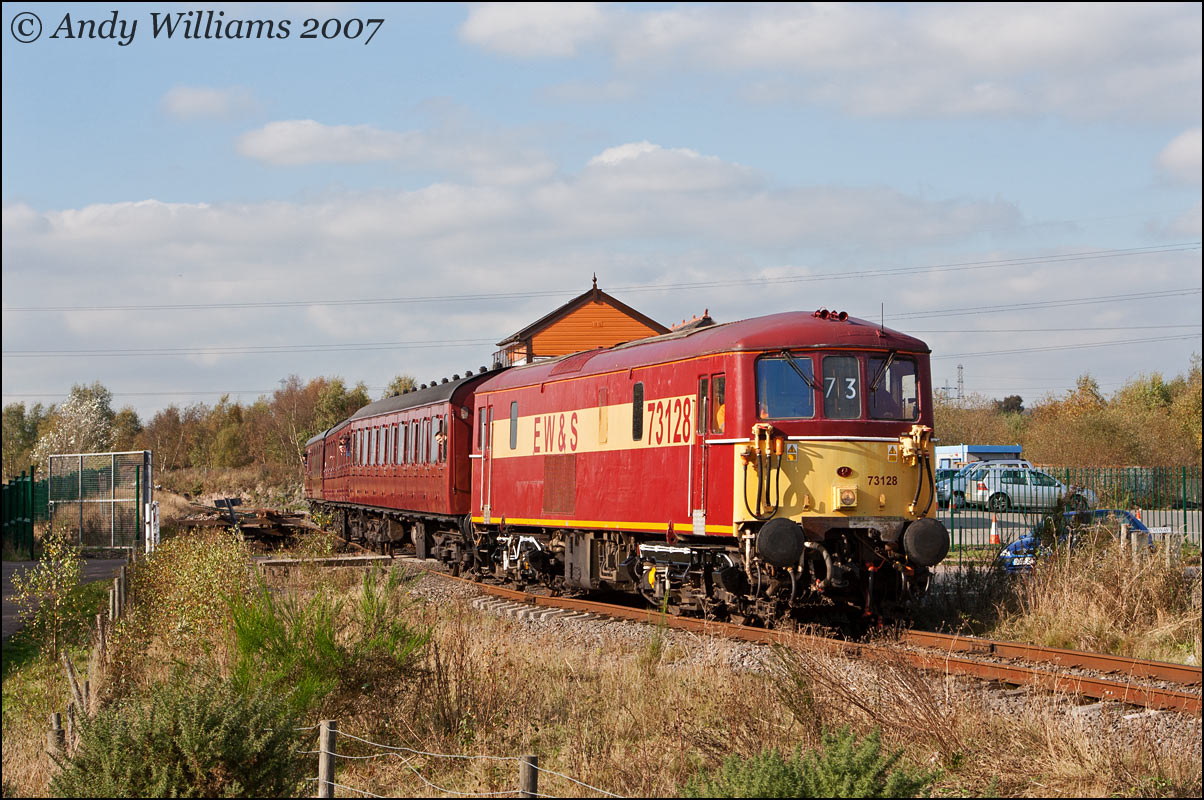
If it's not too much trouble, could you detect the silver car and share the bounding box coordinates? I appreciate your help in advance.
[936,459,1033,507]
[967,467,1097,512]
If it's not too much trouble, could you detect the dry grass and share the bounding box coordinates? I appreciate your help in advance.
[6,554,1200,798]
[990,539,1202,665]
[773,639,1202,798]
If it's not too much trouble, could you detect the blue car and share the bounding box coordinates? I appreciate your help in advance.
[998,510,1151,573]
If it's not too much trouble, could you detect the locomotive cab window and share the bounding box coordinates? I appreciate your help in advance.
[756,354,816,420]
[710,374,726,434]
[868,355,918,420]
[696,377,709,436]
[823,356,861,419]
[478,407,487,452]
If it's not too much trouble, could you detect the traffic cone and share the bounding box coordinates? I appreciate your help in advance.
[989,514,1000,545]
[1135,508,1142,522]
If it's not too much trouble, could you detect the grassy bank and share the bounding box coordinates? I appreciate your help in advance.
[4,527,1199,798]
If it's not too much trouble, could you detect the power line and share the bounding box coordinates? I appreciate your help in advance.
[933,333,1200,360]
[885,287,1201,321]
[3,242,1198,313]
[3,288,1201,359]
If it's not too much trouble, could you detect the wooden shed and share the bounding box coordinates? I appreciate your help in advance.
[494,278,670,366]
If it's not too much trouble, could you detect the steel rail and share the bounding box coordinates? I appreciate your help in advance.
[424,568,1201,714]
[899,630,1202,687]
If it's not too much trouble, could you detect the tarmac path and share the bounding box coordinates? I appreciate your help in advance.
[1,559,127,641]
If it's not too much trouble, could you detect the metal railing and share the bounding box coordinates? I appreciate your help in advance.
[939,465,1202,558]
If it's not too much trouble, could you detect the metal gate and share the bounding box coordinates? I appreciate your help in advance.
[48,450,152,550]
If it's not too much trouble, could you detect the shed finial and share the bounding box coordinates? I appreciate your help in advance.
[592,273,597,290]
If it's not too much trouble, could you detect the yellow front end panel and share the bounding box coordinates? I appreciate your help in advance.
[733,440,933,523]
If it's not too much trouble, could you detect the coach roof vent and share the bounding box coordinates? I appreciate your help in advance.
[493,276,669,367]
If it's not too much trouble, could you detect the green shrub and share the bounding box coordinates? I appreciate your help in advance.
[229,565,429,713]
[682,727,935,798]
[51,671,306,798]
[9,527,84,660]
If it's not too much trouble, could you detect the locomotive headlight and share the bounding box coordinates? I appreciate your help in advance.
[837,466,852,478]
[834,487,858,508]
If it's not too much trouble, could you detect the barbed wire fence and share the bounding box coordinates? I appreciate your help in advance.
[302,720,624,799]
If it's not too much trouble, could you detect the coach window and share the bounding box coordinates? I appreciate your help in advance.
[509,402,518,450]
[358,430,365,466]
[632,382,644,441]
[431,416,442,463]
[393,424,400,464]
[710,374,726,434]
[868,355,918,421]
[823,356,861,419]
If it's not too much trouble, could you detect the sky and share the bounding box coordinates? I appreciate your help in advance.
[2,2,1201,421]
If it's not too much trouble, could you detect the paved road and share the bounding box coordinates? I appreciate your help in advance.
[2,559,127,641]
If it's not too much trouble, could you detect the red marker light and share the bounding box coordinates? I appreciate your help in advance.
[837,466,852,477]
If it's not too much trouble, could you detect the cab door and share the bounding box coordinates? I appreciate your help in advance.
[690,376,709,532]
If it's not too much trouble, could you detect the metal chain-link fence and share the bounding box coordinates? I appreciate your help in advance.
[48,451,152,550]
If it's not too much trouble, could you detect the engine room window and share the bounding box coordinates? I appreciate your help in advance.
[756,356,816,420]
[632,382,644,441]
[868,356,918,420]
[823,356,861,419]
[510,402,518,450]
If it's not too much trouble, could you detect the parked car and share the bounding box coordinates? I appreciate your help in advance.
[968,467,1097,512]
[935,459,1033,507]
[998,510,1151,573]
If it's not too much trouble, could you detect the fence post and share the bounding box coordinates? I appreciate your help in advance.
[317,719,337,798]
[46,712,65,760]
[519,754,538,798]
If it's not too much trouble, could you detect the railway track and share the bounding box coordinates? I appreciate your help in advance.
[259,551,1201,714]
[416,563,1202,714]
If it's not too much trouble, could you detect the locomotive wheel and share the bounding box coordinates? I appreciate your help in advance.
[988,493,1011,513]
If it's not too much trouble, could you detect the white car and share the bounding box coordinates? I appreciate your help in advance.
[967,468,1097,512]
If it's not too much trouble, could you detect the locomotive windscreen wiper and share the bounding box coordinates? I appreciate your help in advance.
[870,350,897,392]
[780,350,820,393]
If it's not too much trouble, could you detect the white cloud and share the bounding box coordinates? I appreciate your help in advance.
[459,2,606,57]
[1157,128,1203,185]
[160,86,258,120]
[236,120,418,165]
[461,3,1202,120]
[235,118,558,185]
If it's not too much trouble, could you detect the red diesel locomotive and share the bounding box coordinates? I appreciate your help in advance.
[306,309,950,623]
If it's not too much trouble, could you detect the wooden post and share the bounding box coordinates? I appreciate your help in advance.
[66,702,76,755]
[46,712,65,759]
[61,653,85,712]
[110,580,119,621]
[1120,523,1130,560]
[118,566,127,616]
[519,754,538,798]
[95,613,107,663]
[316,719,337,798]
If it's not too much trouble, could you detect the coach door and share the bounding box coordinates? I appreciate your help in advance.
[478,403,494,523]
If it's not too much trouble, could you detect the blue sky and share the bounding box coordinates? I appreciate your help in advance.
[3,2,1201,420]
